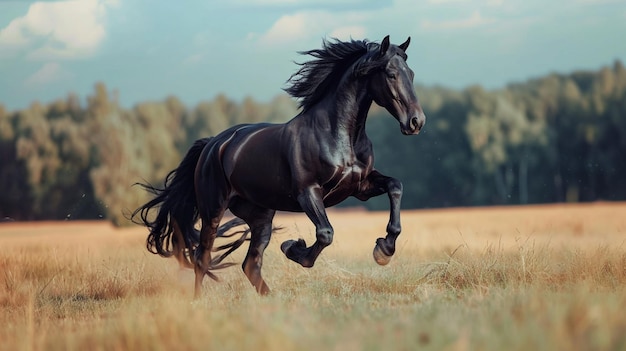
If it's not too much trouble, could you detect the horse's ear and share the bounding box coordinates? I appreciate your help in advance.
[399,37,411,52]
[379,35,390,56]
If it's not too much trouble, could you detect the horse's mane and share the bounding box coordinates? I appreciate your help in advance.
[284,38,384,111]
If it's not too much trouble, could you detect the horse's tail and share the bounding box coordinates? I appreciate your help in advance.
[130,137,248,270]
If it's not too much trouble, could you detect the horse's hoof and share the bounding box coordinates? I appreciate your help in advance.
[281,239,305,254]
[373,243,392,266]
[281,240,296,254]
[281,239,314,267]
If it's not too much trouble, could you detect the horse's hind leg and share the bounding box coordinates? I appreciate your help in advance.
[193,210,225,298]
[230,198,275,295]
[172,221,194,269]
[193,167,230,298]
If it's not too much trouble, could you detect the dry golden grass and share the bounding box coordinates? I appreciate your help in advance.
[1,202,625,351]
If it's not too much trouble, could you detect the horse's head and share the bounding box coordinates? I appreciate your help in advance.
[365,36,425,135]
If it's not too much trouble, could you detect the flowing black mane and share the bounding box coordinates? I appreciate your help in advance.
[284,38,383,111]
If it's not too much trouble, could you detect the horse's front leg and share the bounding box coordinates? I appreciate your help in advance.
[354,170,403,265]
[281,185,333,268]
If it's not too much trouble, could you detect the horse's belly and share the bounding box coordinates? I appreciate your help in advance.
[230,169,301,211]
[230,167,360,212]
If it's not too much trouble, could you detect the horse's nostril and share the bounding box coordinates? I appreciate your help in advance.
[411,117,419,130]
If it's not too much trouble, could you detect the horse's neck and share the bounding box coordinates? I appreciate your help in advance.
[323,80,372,143]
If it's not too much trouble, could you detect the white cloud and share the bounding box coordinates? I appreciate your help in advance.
[330,26,367,40]
[422,11,495,30]
[230,0,298,4]
[575,0,623,4]
[228,0,378,7]
[23,62,72,88]
[427,0,503,5]
[255,0,505,50]
[183,53,204,65]
[256,11,368,46]
[427,0,471,3]
[254,1,503,49]
[0,0,119,60]
[258,13,311,45]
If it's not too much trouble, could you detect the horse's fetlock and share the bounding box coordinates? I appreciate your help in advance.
[316,227,334,246]
[387,223,401,236]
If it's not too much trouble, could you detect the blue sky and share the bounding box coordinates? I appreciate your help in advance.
[0,0,625,111]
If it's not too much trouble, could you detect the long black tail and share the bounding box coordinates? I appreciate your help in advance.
[130,137,248,269]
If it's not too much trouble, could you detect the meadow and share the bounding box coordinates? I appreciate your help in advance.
[1,203,625,351]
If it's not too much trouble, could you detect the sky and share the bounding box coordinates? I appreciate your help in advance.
[0,0,625,111]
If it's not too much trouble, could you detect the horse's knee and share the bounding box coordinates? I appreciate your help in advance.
[387,179,403,196]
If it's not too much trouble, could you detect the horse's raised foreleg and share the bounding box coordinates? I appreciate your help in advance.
[230,198,276,295]
[354,170,403,266]
[281,186,333,268]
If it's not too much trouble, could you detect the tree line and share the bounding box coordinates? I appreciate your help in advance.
[1,61,625,224]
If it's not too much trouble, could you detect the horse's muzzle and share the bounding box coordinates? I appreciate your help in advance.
[401,114,425,135]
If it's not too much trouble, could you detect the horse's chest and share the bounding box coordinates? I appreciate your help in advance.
[322,162,367,203]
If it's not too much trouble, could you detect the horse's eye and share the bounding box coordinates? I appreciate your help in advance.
[387,72,397,80]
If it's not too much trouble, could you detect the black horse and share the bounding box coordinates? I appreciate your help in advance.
[132,35,425,296]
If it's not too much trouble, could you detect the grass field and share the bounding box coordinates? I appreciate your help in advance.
[1,203,625,351]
